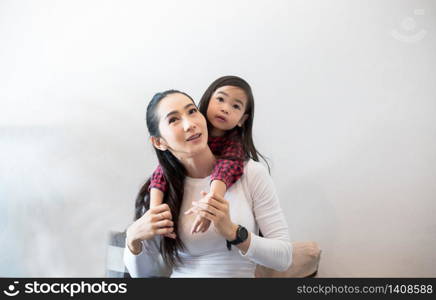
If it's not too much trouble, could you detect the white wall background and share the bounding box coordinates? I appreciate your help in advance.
[1,0,435,277]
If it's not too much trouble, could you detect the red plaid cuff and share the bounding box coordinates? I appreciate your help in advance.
[149,165,167,193]
[210,159,244,189]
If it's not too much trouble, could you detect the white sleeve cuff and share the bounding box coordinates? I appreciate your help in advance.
[238,233,258,258]
[123,236,171,277]
[238,233,293,272]
[125,237,160,256]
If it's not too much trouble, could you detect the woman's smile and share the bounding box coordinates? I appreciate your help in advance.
[186,133,202,142]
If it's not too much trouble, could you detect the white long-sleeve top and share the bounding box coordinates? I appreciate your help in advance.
[124,159,292,278]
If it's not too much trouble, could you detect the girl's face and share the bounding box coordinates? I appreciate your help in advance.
[206,86,249,137]
[152,93,208,160]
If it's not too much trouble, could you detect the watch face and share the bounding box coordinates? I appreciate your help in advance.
[238,226,248,241]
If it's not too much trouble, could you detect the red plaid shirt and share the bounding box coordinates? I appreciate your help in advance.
[149,132,245,192]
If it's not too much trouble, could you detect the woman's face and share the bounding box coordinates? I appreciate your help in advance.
[206,85,248,136]
[154,93,208,160]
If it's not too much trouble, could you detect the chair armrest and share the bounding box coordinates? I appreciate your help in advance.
[255,241,321,278]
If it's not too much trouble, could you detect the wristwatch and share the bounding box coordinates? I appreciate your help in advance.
[226,225,248,250]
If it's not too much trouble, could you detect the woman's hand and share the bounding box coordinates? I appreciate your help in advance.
[126,203,176,254]
[186,191,238,241]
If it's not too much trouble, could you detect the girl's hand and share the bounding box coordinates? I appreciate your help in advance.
[126,203,176,254]
[186,191,237,240]
[190,214,212,234]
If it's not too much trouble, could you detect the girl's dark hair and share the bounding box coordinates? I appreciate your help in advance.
[135,89,194,269]
[198,75,270,171]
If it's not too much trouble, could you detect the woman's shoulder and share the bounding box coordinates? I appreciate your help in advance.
[243,159,270,181]
[239,160,275,202]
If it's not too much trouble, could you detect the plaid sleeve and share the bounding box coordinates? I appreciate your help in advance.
[211,159,244,189]
[210,138,245,188]
[148,165,167,193]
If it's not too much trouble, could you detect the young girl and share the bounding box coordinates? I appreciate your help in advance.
[148,75,269,236]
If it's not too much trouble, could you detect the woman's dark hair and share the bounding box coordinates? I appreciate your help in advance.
[198,75,270,171]
[135,89,194,269]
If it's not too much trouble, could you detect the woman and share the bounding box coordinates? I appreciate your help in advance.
[124,90,292,277]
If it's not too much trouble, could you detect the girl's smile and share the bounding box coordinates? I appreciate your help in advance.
[214,115,228,123]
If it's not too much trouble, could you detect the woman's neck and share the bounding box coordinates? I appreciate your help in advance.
[179,147,216,178]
